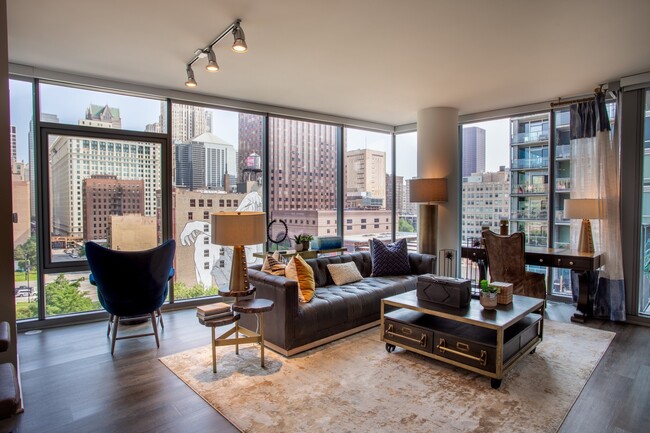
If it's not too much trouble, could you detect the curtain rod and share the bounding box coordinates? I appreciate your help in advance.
[550,86,605,108]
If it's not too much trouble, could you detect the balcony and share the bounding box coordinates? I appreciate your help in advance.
[555,177,570,192]
[556,145,571,159]
[511,157,548,170]
[511,183,549,195]
[511,209,548,220]
[555,209,570,224]
[511,131,549,145]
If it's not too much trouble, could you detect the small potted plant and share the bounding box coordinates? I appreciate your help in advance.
[300,234,314,251]
[292,234,305,252]
[479,279,500,310]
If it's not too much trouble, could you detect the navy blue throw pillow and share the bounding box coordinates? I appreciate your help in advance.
[370,238,411,277]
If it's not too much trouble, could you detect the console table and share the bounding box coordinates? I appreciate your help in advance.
[253,247,347,260]
[462,246,602,323]
[381,291,544,389]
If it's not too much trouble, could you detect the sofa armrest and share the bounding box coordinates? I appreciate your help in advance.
[408,253,437,275]
[242,269,300,350]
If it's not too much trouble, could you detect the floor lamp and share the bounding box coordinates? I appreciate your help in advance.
[564,199,600,254]
[211,211,266,294]
[409,178,448,255]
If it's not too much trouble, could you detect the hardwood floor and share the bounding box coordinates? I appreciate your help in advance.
[13,303,650,433]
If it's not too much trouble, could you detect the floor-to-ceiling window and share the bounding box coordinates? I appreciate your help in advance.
[343,128,392,251]
[10,79,37,320]
[35,83,167,318]
[395,132,418,250]
[267,117,340,251]
[170,104,264,298]
[638,89,650,316]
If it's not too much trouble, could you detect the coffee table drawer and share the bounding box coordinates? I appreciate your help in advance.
[383,309,434,352]
[434,330,496,373]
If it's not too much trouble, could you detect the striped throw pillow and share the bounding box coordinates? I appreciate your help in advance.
[262,252,286,276]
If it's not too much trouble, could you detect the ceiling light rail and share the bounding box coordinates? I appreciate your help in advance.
[185,18,248,87]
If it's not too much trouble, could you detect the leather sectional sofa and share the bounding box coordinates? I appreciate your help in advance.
[240,251,436,356]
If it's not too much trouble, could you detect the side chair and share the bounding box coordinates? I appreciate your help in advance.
[482,230,546,300]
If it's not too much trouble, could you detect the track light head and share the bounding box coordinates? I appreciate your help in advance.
[185,66,197,87]
[206,48,220,72]
[232,24,247,53]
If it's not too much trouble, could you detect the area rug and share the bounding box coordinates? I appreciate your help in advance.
[160,320,614,433]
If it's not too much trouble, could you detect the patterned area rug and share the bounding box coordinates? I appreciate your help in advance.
[160,320,614,433]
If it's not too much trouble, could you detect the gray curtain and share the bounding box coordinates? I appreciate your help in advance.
[569,92,625,321]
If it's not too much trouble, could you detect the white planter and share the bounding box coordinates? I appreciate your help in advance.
[480,292,498,310]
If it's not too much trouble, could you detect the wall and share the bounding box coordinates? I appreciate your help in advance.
[0,0,18,366]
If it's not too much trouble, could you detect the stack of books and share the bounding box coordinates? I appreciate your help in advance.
[196,302,232,322]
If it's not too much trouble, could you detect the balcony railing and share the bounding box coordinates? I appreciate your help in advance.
[511,131,549,144]
[511,157,548,169]
[511,210,548,220]
[555,177,570,191]
[556,145,571,159]
[512,183,549,194]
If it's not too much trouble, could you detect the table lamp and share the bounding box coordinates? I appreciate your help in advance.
[409,178,448,255]
[563,199,600,254]
[211,211,266,294]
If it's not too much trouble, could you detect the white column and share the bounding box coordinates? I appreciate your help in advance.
[417,107,460,265]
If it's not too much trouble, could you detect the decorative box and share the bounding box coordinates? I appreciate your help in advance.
[416,274,471,308]
[491,281,513,305]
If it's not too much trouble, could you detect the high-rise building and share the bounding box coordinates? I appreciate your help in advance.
[107,214,157,251]
[30,114,59,218]
[462,126,486,177]
[10,125,17,172]
[11,173,30,248]
[165,104,212,143]
[84,104,122,129]
[346,149,386,209]
[82,175,145,241]
[238,113,264,183]
[461,168,510,245]
[50,131,161,238]
[265,118,338,211]
[402,179,418,216]
[175,132,237,191]
[386,173,403,214]
[509,113,550,247]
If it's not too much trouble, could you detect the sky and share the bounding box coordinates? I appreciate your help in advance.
[9,79,510,177]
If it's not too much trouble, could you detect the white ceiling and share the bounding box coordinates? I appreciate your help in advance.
[7,0,650,126]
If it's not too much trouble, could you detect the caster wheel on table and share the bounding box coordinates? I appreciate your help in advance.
[530,348,536,354]
[385,343,396,353]
[491,379,502,389]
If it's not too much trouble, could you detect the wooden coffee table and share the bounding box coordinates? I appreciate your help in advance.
[381,291,544,388]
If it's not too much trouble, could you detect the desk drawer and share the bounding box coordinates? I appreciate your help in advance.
[554,257,593,271]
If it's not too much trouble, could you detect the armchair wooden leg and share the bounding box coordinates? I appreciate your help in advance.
[157,309,164,329]
[110,315,119,355]
[151,312,160,348]
[107,314,114,337]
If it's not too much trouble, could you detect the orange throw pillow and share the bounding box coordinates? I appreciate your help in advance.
[285,255,315,303]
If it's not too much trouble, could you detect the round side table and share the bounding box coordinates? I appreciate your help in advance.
[232,299,274,368]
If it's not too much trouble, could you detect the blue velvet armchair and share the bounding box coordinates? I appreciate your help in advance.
[86,240,176,354]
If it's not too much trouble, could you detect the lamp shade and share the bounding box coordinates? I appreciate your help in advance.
[564,199,601,220]
[211,212,266,246]
[409,178,448,203]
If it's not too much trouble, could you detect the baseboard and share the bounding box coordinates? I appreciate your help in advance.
[264,320,380,357]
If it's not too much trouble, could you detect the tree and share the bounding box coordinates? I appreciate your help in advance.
[44,274,99,316]
[14,236,37,270]
[399,218,416,233]
[173,281,219,300]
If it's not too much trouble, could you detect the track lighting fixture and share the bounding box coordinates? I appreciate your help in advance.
[206,48,219,72]
[185,66,197,88]
[232,23,247,53]
[184,18,247,87]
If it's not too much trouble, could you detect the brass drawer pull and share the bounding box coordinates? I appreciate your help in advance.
[437,338,487,366]
[385,324,427,347]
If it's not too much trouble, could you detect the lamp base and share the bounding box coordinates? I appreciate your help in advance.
[417,204,438,255]
[229,245,251,294]
[577,219,595,254]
